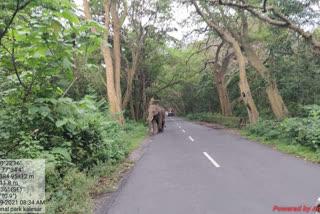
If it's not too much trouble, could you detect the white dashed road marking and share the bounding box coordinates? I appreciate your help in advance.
[182,129,186,133]
[188,136,194,142]
[203,152,220,168]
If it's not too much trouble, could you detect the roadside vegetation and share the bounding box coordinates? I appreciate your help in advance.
[0,0,152,213]
[185,113,243,128]
[1,95,147,213]
[241,105,320,163]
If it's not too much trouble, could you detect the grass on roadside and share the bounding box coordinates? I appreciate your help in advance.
[238,130,320,164]
[123,123,148,152]
[185,112,244,128]
[46,122,148,214]
[89,122,148,198]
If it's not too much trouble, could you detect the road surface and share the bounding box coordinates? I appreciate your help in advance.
[103,117,320,214]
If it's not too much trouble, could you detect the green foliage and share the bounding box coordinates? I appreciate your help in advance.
[273,53,320,115]
[43,121,147,214]
[0,0,105,105]
[240,130,320,164]
[155,47,222,115]
[0,95,147,213]
[45,166,96,214]
[1,97,127,168]
[0,1,148,212]
[186,112,246,128]
[185,112,213,121]
[246,105,320,150]
[246,119,282,140]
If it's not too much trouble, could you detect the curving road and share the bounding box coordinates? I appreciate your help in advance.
[102,117,320,214]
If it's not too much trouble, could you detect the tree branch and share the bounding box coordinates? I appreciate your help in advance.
[120,0,128,27]
[231,96,242,108]
[151,77,180,97]
[224,68,236,87]
[0,0,33,45]
[213,40,225,71]
[186,44,217,65]
[10,35,26,89]
[61,76,79,98]
[262,0,268,13]
[217,0,320,52]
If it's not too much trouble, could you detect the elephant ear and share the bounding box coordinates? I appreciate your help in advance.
[149,105,156,115]
[154,105,162,115]
[148,105,158,121]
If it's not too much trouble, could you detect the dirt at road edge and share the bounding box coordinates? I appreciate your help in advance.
[92,137,152,214]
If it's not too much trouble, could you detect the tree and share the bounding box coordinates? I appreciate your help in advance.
[83,0,125,124]
[126,29,168,121]
[191,0,259,124]
[187,38,241,116]
[216,8,289,118]
[209,41,242,116]
[122,0,157,110]
[239,15,288,118]
[121,0,172,114]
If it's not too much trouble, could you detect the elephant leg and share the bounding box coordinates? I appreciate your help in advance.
[158,116,163,132]
[152,120,158,134]
[148,121,153,135]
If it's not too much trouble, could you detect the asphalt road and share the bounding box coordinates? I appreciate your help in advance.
[104,117,320,214]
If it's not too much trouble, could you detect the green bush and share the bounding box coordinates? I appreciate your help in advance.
[246,120,282,139]
[0,96,147,213]
[185,112,213,121]
[246,105,320,150]
[281,109,320,149]
[45,167,96,214]
[0,96,127,168]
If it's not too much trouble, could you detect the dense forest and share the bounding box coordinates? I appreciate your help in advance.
[1,0,320,213]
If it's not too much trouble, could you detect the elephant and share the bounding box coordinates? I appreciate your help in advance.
[148,104,165,135]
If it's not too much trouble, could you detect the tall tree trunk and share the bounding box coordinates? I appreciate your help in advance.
[216,83,232,116]
[103,48,122,118]
[83,0,125,125]
[142,72,148,122]
[122,55,138,110]
[111,2,122,103]
[213,70,242,116]
[235,45,259,124]
[242,41,289,118]
[135,85,140,120]
[241,17,289,118]
[129,95,136,121]
[211,42,234,116]
[212,65,232,116]
[192,0,259,124]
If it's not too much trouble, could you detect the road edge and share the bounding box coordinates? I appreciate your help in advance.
[93,137,153,214]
